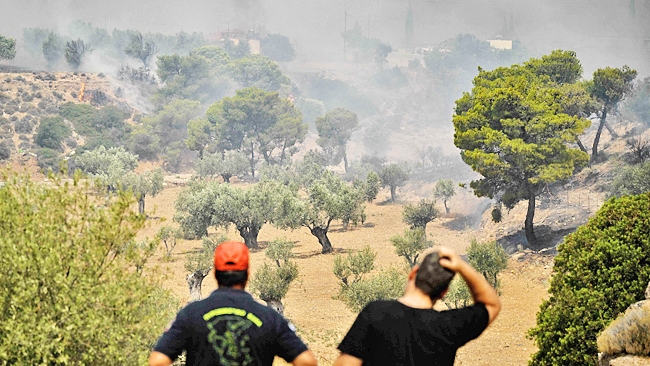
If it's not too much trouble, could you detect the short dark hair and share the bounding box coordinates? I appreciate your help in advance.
[415,252,455,300]
[215,270,248,287]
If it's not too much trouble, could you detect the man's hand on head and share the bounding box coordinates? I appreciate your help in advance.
[435,246,463,272]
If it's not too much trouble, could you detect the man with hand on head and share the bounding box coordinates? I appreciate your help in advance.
[149,241,317,366]
[334,246,501,366]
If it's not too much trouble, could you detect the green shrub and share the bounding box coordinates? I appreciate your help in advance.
[0,140,10,161]
[58,101,97,135]
[402,199,438,236]
[36,147,62,172]
[528,193,650,366]
[390,227,431,267]
[14,118,33,134]
[3,104,16,115]
[597,303,650,356]
[609,160,650,197]
[250,260,299,313]
[444,277,472,309]
[338,267,406,312]
[0,171,177,364]
[34,116,71,151]
[334,246,406,311]
[466,239,508,290]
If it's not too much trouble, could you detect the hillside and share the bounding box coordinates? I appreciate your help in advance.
[0,71,138,169]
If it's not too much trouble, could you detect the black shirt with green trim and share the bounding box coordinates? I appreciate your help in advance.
[154,288,308,366]
[337,300,489,366]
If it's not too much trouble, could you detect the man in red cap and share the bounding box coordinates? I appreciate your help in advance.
[148,241,317,366]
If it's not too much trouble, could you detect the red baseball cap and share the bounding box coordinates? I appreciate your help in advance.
[214,241,249,271]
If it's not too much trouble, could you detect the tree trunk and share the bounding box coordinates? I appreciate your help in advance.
[310,226,333,253]
[525,190,538,248]
[604,121,618,138]
[390,186,397,202]
[342,149,349,174]
[279,142,287,165]
[576,137,588,154]
[263,299,284,315]
[138,195,145,215]
[250,143,256,178]
[444,200,450,214]
[221,173,232,183]
[239,225,260,249]
[186,271,208,301]
[591,108,608,163]
[342,218,349,231]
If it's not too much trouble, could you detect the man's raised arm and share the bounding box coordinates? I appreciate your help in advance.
[437,246,501,324]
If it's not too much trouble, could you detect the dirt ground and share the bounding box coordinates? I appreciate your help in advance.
[140,184,553,366]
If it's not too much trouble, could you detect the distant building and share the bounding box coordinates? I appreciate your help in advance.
[207,28,261,55]
[487,39,513,50]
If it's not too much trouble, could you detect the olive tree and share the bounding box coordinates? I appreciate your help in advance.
[379,163,409,202]
[333,246,405,312]
[274,169,366,253]
[195,150,250,182]
[185,235,227,301]
[466,239,507,290]
[75,146,163,214]
[315,108,359,173]
[174,180,290,248]
[250,238,299,315]
[434,179,456,214]
[402,199,438,237]
[390,227,430,267]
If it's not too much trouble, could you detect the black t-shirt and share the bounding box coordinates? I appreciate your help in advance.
[154,288,308,366]
[337,300,489,366]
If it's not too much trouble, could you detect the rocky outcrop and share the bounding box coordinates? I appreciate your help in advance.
[598,281,650,366]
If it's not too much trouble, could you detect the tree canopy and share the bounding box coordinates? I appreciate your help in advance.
[174,180,290,248]
[64,39,91,71]
[231,54,291,91]
[0,34,16,60]
[205,87,306,176]
[589,66,637,162]
[260,34,296,62]
[433,179,456,214]
[315,107,359,173]
[274,169,366,253]
[453,54,590,247]
[124,32,157,67]
[378,163,409,202]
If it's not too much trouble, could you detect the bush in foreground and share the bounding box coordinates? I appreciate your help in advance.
[528,193,650,365]
[0,170,177,364]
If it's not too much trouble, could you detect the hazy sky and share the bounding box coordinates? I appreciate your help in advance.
[2,0,649,75]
